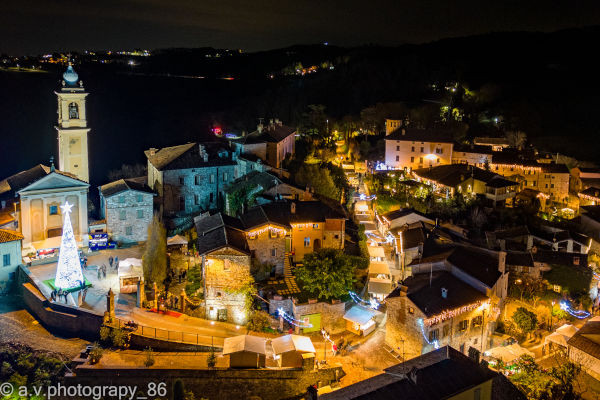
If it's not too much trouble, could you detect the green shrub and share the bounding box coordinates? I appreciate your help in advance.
[143,347,155,368]
[207,349,217,368]
[99,326,111,343]
[89,343,103,364]
[110,328,128,348]
[246,311,271,332]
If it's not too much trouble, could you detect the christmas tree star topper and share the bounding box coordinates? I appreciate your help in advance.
[60,201,73,214]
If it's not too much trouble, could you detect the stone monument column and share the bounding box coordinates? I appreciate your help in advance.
[106,288,115,321]
[137,277,146,307]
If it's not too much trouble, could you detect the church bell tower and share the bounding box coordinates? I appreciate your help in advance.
[55,64,90,183]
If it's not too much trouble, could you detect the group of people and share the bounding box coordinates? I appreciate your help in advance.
[96,255,119,280]
[50,280,87,303]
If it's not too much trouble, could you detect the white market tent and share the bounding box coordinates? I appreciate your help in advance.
[118,258,143,293]
[484,343,534,364]
[544,324,579,348]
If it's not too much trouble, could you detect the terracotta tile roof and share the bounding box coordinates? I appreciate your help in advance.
[0,229,24,243]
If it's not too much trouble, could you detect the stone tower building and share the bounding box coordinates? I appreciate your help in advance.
[55,64,90,183]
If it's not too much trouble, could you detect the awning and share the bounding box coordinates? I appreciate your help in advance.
[484,343,534,364]
[343,305,377,326]
[369,261,390,275]
[167,234,188,246]
[118,258,143,278]
[368,279,392,295]
[545,324,579,347]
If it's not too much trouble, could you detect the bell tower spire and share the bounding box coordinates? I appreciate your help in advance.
[55,63,90,183]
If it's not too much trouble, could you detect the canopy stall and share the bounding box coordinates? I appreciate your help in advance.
[118,258,143,293]
[167,234,189,252]
[544,324,579,348]
[344,305,377,336]
[484,343,534,364]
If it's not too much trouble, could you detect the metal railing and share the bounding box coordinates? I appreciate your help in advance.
[115,318,224,347]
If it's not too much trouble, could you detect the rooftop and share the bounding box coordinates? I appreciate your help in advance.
[567,321,600,360]
[321,346,516,400]
[194,212,250,255]
[388,271,488,317]
[413,164,515,188]
[241,122,296,144]
[145,141,236,171]
[222,335,266,355]
[240,201,346,230]
[0,229,23,244]
[447,246,502,288]
[270,334,315,354]
[99,176,154,197]
[385,127,453,143]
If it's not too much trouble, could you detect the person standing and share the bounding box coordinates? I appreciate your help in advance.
[109,256,114,268]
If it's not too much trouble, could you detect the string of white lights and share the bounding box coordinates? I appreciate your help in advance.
[560,301,591,319]
[348,291,380,310]
[417,318,439,349]
[277,308,313,328]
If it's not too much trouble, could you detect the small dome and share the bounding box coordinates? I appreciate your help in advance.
[63,65,79,85]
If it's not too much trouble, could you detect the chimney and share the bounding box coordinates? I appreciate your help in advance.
[257,123,264,133]
[291,202,296,214]
[401,128,406,136]
[441,288,448,298]
[149,148,157,156]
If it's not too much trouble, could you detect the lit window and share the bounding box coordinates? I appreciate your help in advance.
[408,307,414,314]
[304,237,310,247]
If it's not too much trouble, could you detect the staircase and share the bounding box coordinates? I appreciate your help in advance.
[284,252,293,277]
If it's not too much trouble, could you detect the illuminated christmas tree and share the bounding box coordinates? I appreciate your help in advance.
[54,202,85,290]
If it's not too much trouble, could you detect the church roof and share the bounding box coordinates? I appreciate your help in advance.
[0,164,84,199]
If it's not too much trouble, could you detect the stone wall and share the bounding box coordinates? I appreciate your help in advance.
[68,364,343,400]
[385,294,491,360]
[293,301,347,334]
[205,248,252,325]
[104,190,153,243]
[269,297,293,315]
[246,230,285,275]
[161,165,237,217]
[0,239,21,295]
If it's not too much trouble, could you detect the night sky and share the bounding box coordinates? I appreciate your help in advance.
[2,1,600,54]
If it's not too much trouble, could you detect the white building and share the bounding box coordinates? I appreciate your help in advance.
[13,166,89,251]
[384,127,454,170]
[55,65,90,183]
[0,229,23,294]
[99,177,155,243]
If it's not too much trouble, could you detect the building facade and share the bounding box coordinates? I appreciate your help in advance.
[55,65,90,183]
[384,127,454,170]
[15,168,89,250]
[99,178,155,243]
[232,119,296,169]
[146,142,240,225]
[0,229,23,294]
